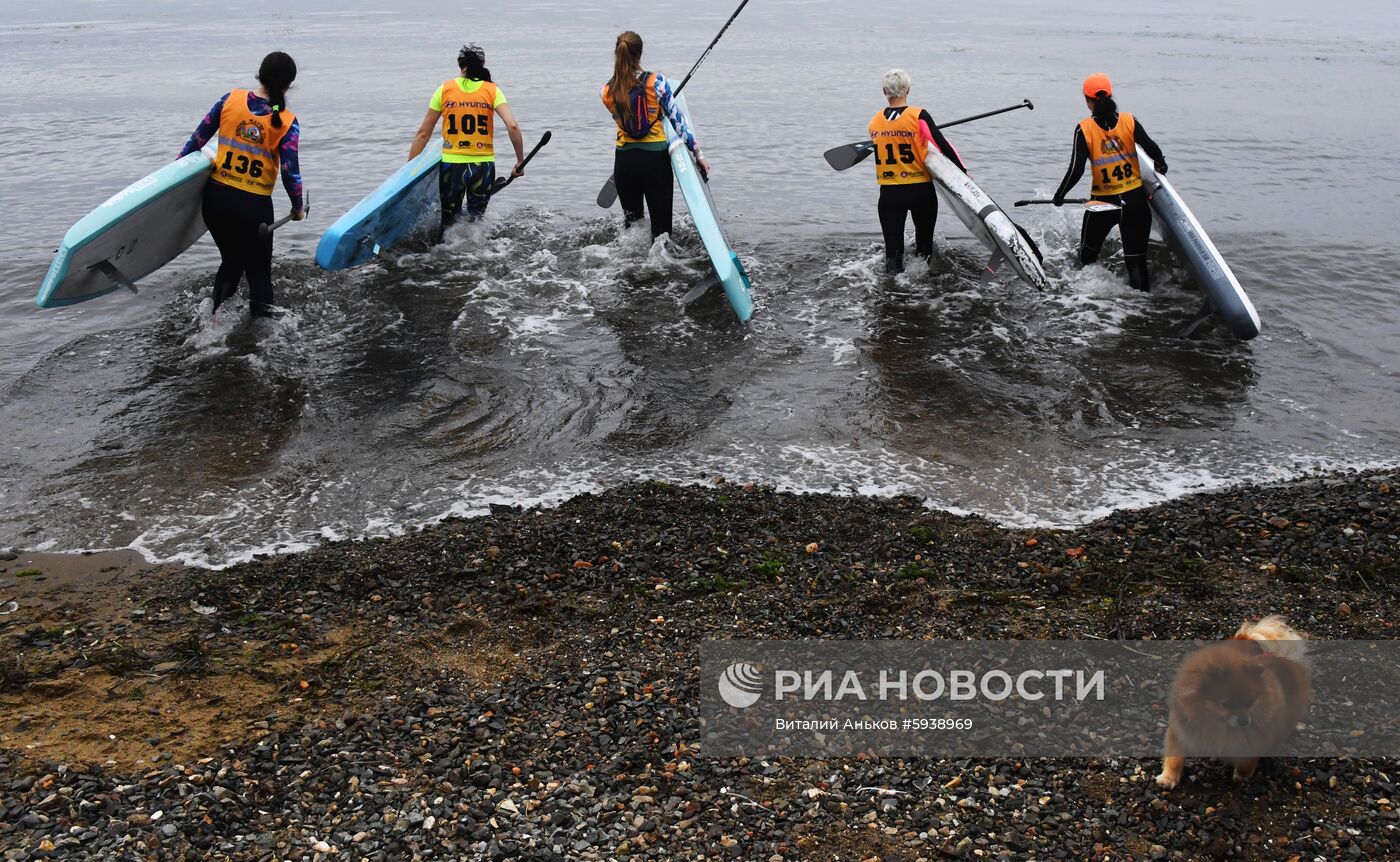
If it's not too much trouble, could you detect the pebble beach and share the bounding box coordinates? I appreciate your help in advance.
[1,470,1397,860]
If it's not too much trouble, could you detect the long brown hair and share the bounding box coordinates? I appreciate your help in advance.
[607,31,644,110]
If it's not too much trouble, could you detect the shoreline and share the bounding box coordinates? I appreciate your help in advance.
[10,461,1400,575]
[2,468,1397,860]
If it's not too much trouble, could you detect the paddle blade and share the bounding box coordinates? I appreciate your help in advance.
[597,176,618,209]
[823,141,874,171]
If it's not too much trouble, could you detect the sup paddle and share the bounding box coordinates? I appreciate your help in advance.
[491,130,553,193]
[822,99,1034,171]
[258,191,311,240]
[596,0,754,208]
[1015,198,1121,213]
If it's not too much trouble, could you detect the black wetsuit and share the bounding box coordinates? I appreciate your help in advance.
[615,148,674,238]
[877,107,967,274]
[204,182,275,317]
[1053,115,1166,291]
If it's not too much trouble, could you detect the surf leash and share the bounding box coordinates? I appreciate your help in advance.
[596,0,755,208]
[822,99,1034,171]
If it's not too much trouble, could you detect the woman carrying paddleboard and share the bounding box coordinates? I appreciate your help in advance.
[409,44,527,236]
[869,69,968,275]
[602,31,711,239]
[180,51,304,318]
[1052,73,1168,291]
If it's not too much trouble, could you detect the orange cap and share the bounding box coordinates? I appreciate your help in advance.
[1082,73,1113,98]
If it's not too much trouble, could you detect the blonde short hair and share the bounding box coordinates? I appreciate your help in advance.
[882,68,911,99]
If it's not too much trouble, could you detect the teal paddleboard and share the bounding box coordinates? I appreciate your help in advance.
[37,147,214,308]
[663,95,755,322]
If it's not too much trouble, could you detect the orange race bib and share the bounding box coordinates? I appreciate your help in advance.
[1080,112,1142,196]
[440,79,496,158]
[212,89,292,196]
[868,106,930,186]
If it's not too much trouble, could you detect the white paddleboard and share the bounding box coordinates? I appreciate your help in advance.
[925,149,1049,291]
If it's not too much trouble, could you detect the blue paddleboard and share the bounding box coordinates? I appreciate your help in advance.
[663,95,755,322]
[37,147,214,308]
[315,143,442,270]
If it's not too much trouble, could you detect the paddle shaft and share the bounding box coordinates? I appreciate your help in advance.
[825,99,1034,170]
[597,0,754,207]
[493,130,553,192]
[941,99,1034,131]
[1014,198,1121,211]
[258,191,310,240]
[674,0,752,97]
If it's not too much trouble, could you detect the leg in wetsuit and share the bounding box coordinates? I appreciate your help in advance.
[203,181,276,317]
[1080,185,1153,291]
[614,147,674,238]
[878,182,939,274]
[439,161,498,235]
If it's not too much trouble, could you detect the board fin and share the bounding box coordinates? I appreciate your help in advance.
[981,250,1005,282]
[1176,301,1215,339]
[682,271,724,306]
[89,259,138,295]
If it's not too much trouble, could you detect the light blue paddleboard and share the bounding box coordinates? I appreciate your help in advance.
[315,142,442,270]
[36,147,215,308]
[663,94,755,322]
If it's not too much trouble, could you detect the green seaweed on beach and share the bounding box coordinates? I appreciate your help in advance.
[750,551,785,580]
[14,568,41,578]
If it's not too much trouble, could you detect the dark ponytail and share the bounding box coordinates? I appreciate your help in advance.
[1091,90,1118,126]
[458,44,492,83]
[257,51,297,128]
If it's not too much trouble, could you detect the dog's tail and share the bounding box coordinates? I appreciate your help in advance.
[1234,615,1310,666]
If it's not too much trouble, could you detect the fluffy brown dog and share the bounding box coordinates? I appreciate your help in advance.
[1155,616,1311,789]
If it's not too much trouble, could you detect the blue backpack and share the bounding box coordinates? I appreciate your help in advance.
[614,72,659,139]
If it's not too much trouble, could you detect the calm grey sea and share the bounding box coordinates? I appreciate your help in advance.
[1,0,1398,565]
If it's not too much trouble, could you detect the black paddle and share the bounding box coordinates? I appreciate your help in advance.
[822,99,1034,171]
[258,190,310,240]
[596,0,753,208]
[1015,198,1121,213]
[491,130,553,193]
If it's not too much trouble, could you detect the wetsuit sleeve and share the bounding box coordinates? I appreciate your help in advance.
[179,93,228,158]
[279,117,304,213]
[918,109,967,173]
[1134,120,1166,170]
[1053,126,1090,203]
[655,74,700,155]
